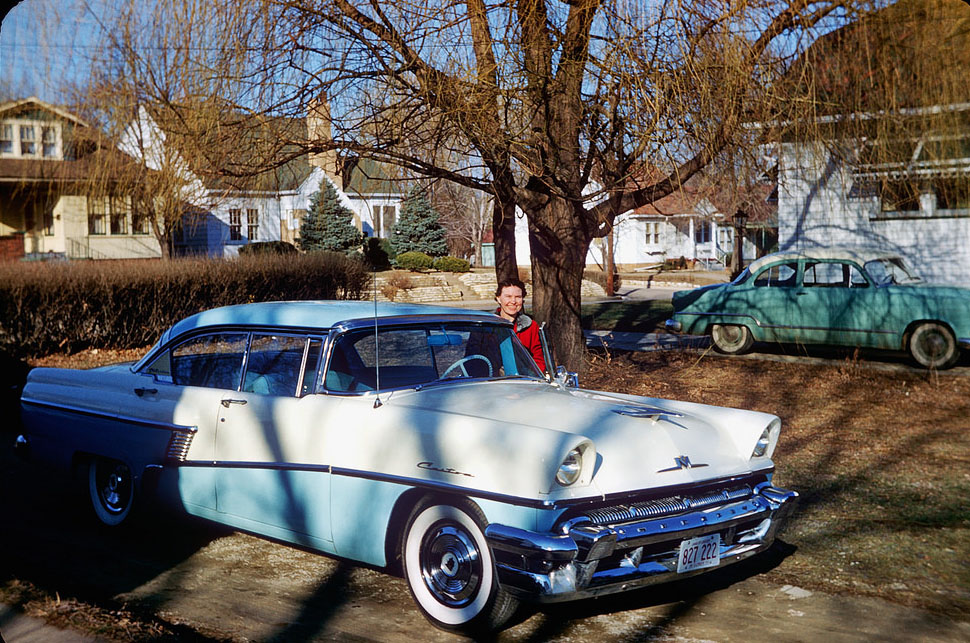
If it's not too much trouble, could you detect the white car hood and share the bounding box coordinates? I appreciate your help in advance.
[387,380,776,499]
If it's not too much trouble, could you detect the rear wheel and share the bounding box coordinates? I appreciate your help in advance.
[401,498,518,633]
[88,458,135,526]
[711,324,754,355]
[908,323,958,369]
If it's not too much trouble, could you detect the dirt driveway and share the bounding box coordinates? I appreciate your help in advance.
[0,435,965,642]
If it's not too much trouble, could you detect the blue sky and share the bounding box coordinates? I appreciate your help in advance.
[0,0,104,103]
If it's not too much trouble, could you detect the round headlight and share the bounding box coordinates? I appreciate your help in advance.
[556,448,583,486]
[752,427,771,458]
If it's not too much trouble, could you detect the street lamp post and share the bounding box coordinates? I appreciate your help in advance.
[731,209,748,280]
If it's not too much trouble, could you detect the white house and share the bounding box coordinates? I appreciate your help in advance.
[776,133,970,286]
[122,105,403,258]
[0,97,162,260]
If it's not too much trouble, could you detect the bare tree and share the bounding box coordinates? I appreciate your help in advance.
[225,0,881,370]
[431,180,492,265]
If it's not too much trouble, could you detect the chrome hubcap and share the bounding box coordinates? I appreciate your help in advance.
[419,524,482,607]
[98,464,130,514]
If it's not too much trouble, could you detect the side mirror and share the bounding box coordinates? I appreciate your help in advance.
[555,365,579,389]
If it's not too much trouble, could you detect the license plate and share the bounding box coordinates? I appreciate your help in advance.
[677,534,721,573]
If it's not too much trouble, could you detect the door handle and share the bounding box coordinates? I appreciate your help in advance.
[221,398,248,407]
[134,387,158,397]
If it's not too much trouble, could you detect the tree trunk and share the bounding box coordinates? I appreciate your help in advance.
[491,185,518,283]
[527,195,588,374]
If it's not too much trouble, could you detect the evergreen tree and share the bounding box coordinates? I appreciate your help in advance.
[299,180,363,253]
[389,187,448,256]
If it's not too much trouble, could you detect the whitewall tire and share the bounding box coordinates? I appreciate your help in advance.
[711,323,754,355]
[909,323,959,369]
[88,458,135,527]
[401,498,517,633]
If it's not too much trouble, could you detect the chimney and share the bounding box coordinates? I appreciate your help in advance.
[307,96,342,190]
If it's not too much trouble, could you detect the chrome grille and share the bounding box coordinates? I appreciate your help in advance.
[166,429,196,462]
[581,485,752,526]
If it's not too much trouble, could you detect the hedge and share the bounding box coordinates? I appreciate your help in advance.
[0,252,370,357]
[432,256,471,273]
[394,251,434,271]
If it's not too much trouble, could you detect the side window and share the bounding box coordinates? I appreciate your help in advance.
[804,262,864,288]
[753,262,797,287]
[170,333,248,389]
[301,338,323,396]
[242,334,307,396]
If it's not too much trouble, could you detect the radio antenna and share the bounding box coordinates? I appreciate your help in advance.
[373,263,382,408]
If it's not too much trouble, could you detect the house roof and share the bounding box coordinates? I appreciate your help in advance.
[628,169,776,225]
[784,0,970,115]
[0,97,89,127]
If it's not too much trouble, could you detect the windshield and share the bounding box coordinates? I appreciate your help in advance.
[863,257,922,285]
[322,322,544,392]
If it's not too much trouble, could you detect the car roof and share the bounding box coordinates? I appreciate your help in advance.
[746,246,902,274]
[164,300,500,339]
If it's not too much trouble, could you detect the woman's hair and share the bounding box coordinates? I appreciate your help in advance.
[494,277,527,298]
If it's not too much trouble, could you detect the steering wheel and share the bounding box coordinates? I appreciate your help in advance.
[441,354,492,379]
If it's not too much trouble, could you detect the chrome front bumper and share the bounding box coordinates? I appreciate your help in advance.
[485,484,798,603]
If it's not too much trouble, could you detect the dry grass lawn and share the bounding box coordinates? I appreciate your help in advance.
[26,345,970,621]
[583,348,970,618]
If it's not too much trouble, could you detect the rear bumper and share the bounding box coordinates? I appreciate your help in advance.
[485,484,798,603]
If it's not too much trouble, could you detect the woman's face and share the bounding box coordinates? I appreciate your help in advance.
[496,285,524,320]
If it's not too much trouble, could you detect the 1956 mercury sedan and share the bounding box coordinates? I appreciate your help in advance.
[18,301,797,633]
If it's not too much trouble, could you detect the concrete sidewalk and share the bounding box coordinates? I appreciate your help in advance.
[0,604,104,642]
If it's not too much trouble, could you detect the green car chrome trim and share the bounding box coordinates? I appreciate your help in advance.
[675,311,897,335]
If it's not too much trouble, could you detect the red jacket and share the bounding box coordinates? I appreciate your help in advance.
[507,311,546,372]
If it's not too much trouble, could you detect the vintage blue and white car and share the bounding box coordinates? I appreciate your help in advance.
[18,301,797,633]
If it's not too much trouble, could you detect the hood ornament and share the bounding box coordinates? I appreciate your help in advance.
[657,455,708,473]
[612,405,684,423]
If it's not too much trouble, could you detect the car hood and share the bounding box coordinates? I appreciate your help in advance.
[384,381,776,499]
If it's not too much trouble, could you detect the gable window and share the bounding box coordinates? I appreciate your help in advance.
[247,208,259,240]
[41,126,57,157]
[229,209,242,241]
[0,125,12,154]
[20,125,36,155]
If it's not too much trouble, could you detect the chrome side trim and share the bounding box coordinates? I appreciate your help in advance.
[20,397,197,435]
[675,311,897,335]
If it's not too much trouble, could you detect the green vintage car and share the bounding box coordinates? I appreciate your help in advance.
[665,247,970,369]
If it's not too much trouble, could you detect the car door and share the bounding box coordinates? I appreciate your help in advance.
[792,260,884,347]
[213,334,336,549]
[744,260,800,342]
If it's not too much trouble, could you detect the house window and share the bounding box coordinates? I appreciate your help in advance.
[645,221,661,245]
[88,198,108,235]
[693,221,710,244]
[20,125,36,155]
[0,125,12,154]
[41,126,57,157]
[379,205,396,237]
[132,212,150,235]
[43,207,54,236]
[229,209,242,241]
[247,208,259,240]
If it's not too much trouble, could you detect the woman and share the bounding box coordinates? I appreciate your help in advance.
[494,278,546,372]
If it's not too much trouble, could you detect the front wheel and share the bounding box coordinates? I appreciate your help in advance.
[88,458,135,526]
[909,322,959,369]
[401,498,518,633]
[711,323,754,355]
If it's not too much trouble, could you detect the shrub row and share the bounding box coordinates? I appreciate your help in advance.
[393,251,471,272]
[0,252,370,357]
